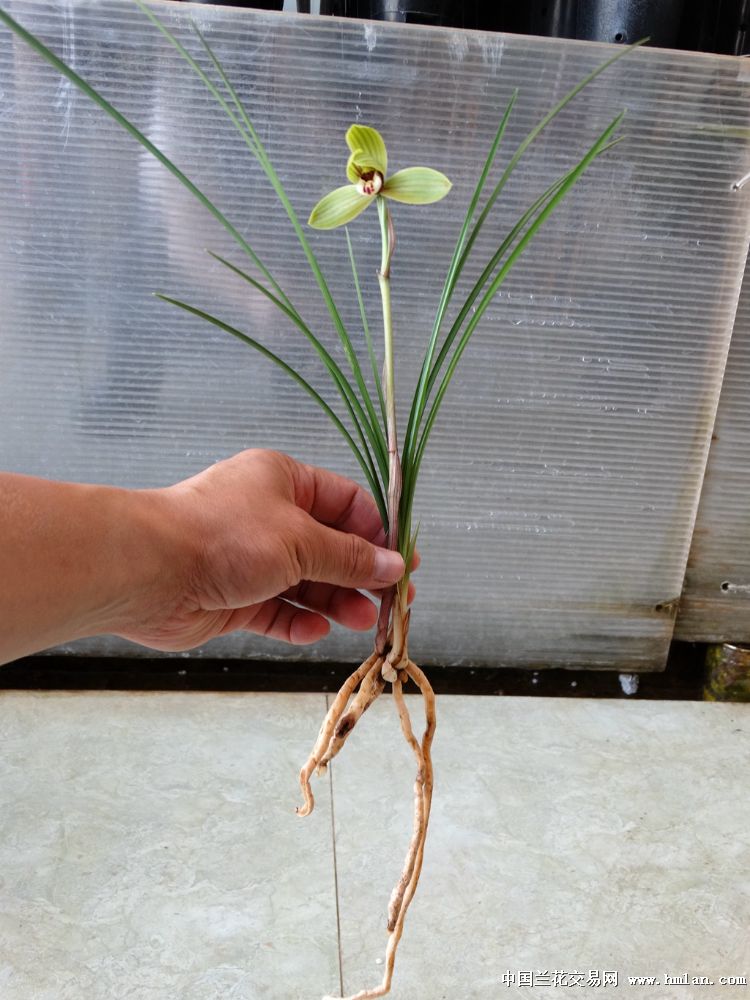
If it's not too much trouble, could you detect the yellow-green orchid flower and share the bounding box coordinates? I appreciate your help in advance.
[308,124,451,230]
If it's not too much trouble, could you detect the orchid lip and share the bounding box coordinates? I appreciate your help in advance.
[356,170,383,196]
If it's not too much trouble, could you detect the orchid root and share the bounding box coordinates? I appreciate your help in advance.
[298,610,436,1000]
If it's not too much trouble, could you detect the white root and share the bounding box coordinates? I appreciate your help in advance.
[318,657,385,768]
[386,673,425,930]
[296,652,379,817]
[313,657,436,1000]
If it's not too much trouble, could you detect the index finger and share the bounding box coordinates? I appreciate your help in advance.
[292,461,386,545]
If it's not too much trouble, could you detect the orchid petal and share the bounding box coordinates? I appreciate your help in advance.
[308,183,374,229]
[346,149,363,184]
[382,167,452,205]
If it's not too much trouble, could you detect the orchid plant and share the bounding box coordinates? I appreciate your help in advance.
[0,3,638,997]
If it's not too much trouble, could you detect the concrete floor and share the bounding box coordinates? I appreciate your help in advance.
[0,691,748,999]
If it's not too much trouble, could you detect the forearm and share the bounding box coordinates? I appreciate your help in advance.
[0,474,180,665]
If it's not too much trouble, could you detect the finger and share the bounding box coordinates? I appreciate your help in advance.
[230,597,331,645]
[367,547,420,588]
[283,581,378,631]
[297,516,404,590]
[292,461,386,544]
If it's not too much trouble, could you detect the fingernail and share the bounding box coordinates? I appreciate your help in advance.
[373,549,404,584]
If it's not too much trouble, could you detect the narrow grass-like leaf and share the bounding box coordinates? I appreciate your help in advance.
[0,7,295,314]
[454,40,645,280]
[346,228,387,429]
[156,293,388,525]
[0,2,389,496]
[426,179,567,396]
[423,136,623,413]
[413,115,625,482]
[402,522,420,580]
[3,0,637,546]
[399,172,569,518]
[401,90,517,476]
[184,16,388,470]
[401,128,623,531]
[132,0,264,157]
[206,250,387,490]
[133,0,387,479]
[405,42,644,483]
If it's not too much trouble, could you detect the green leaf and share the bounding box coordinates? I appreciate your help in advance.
[1,0,389,499]
[455,38,646,279]
[423,175,571,407]
[382,167,452,205]
[346,124,387,176]
[155,294,388,526]
[205,249,386,493]
[401,90,517,502]
[308,184,374,229]
[402,522,420,575]
[414,114,625,477]
[0,3,294,314]
[186,19,388,480]
[402,41,645,514]
[345,228,387,430]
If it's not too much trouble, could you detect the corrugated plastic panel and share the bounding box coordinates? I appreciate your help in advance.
[677,252,750,643]
[1,1,749,667]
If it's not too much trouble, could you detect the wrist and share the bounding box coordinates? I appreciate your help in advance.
[0,472,197,665]
[93,485,195,639]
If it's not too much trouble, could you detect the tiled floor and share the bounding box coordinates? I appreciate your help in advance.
[0,691,748,999]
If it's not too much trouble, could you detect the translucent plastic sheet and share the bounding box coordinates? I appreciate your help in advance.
[2,1,749,667]
[677,253,750,643]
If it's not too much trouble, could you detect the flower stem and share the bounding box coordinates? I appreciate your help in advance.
[375,196,403,656]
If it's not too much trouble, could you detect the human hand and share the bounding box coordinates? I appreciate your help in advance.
[116,449,413,650]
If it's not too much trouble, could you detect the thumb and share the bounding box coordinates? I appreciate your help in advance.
[301,520,405,590]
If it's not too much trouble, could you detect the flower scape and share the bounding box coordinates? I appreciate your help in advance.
[0,3,639,997]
